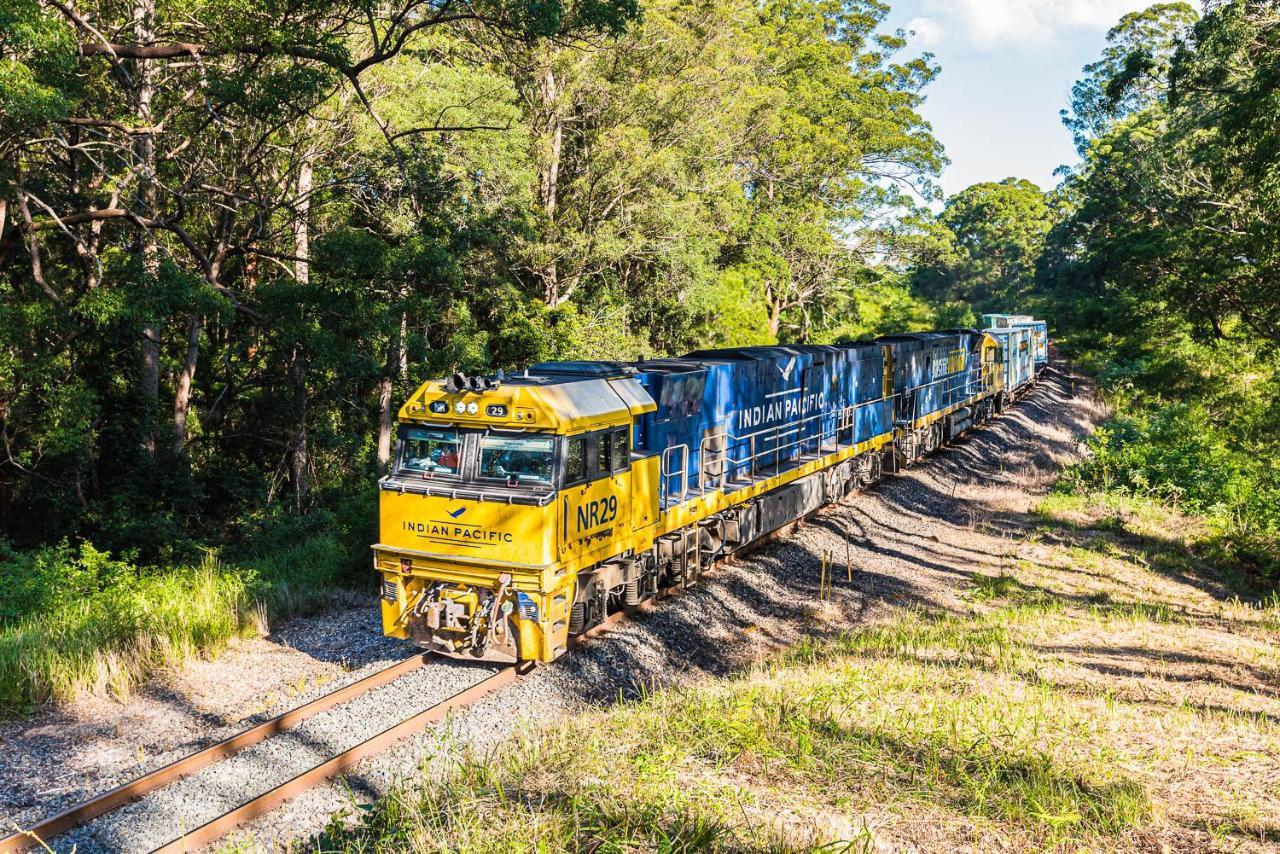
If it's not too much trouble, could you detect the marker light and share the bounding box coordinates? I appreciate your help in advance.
[429,401,448,414]
[466,402,479,415]
[486,404,508,417]
[454,401,466,414]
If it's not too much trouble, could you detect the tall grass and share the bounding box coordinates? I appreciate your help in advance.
[0,534,360,716]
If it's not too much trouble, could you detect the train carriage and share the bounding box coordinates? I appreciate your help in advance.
[374,319,1043,665]
[985,325,1035,399]
[1021,320,1050,371]
[984,313,1049,373]
[877,330,1001,462]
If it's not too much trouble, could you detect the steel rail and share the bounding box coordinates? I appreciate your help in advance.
[147,666,520,854]
[0,652,438,853]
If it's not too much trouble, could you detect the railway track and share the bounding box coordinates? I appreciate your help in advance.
[0,594,670,853]
[0,655,515,853]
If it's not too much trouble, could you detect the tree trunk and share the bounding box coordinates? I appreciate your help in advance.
[133,0,160,459]
[293,142,313,285]
[766,284,783,338]
[289,352,309,511]
[289,141,314,509]
[376,374,395,475]
[376,312,407,475]
[536,61,563,307]
[172,313,201,456]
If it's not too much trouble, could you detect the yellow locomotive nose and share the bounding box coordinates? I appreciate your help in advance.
[374,367,652,663]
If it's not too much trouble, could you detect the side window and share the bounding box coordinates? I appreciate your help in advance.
[611,429,629,473]
[595,431,612,475]
[565,437,586,484]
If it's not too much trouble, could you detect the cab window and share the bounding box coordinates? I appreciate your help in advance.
[478,434,556,486]
[397,427,461,477]
[610,429,629,473]
[565,437,586,484]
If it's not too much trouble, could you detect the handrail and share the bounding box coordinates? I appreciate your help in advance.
[696,395,895,493]
[660,443,689,504]
[657,362,1003,507]
[908,366,989,426]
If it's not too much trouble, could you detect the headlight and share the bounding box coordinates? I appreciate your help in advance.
[454,401,466,414]
[466,402,479,415]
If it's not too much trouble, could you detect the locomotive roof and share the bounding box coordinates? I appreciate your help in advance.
[400,367,655,432]
[875,331,957,343]
[685,341,881,360]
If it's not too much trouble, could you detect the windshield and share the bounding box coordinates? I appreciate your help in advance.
[478,434,556,486]
[398,427,461,477]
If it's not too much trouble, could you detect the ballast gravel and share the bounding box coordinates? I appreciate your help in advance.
[55,659,501,852]
[0,599,415,842]
[8,367,1105,853]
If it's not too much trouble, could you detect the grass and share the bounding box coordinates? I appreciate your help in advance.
[311,488,1280,852]
[319,606,1163,851]
[0,534,360,716]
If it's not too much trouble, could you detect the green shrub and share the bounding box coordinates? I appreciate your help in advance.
[0,539,138,624]
[0,529,366,716]
[1056,388,1280,579]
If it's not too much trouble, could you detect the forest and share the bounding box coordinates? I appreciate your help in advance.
[0,0,1277,711]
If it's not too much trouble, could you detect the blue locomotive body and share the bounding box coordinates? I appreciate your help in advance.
[876,330,988,427]
[983,313,1048,373]
[1021,320,1049,369]
[986,326,1035,392]
[632,344,893,506]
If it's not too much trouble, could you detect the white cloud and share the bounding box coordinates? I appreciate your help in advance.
[926,0,1154,48]
[906,16,945,47]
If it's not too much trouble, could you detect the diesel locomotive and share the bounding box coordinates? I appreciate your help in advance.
[372,317,1046,663]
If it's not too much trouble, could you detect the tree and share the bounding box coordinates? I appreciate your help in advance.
[726,0,944,342]
[0,0,946,557]
[1043,0,1280,348]
[1061,2,1198,155]
[911,178,1054,312]
[0,0,639,548]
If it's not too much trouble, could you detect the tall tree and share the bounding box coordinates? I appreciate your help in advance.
[1044,0,1280,346]
[910,178,1054,312]
[1061,2,1198,155]
[727,0,944,340]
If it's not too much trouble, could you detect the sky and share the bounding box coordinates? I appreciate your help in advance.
[879,0,1164,199]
